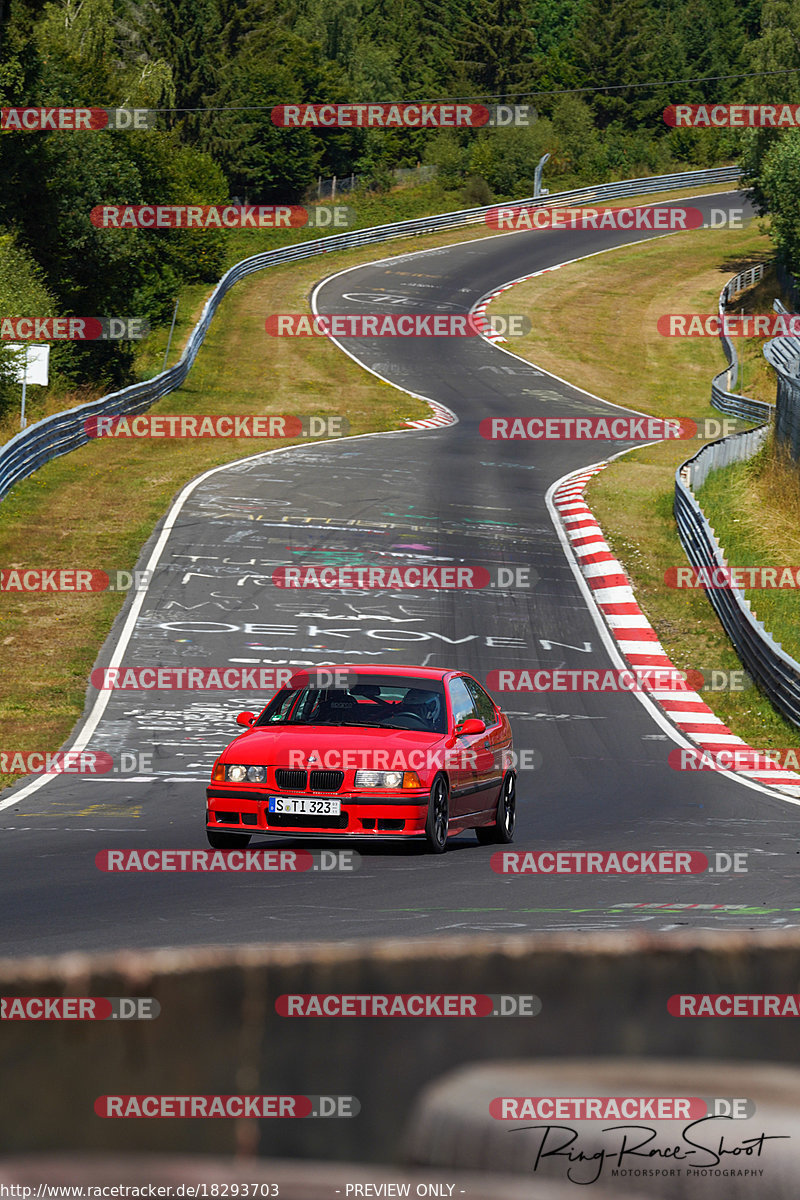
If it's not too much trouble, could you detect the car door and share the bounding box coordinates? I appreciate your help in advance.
[464,675,507,813]
[445,676,484,818]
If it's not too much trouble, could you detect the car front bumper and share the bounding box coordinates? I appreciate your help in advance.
[206,786,430,837]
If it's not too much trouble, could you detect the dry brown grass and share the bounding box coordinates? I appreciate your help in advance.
[487,220,800,746]
[0,179,758,786]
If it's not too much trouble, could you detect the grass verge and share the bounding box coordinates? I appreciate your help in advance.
[695,435,800,663]
[487,219,800,750]
[0,241,434,790]
[0,177,738,442]
[0,178,755,790]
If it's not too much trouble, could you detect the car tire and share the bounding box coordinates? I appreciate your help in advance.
[424,775,450,853]
[475,772,516,845]
[206,829,252,849]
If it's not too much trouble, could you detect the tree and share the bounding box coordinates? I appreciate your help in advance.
[571,0,666,129]
[0,232,59,419]
[146,0,222,137]
[202,27,344,199]
[449,0,540,102]
[759,130,800,275]
[739,0,800,207]
[749,0,800,103]
[550,95,600,180]
[468,119,554,195]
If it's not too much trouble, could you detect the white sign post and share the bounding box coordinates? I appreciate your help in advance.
[6,343,50,429]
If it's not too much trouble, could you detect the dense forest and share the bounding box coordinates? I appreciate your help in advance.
[1,0,799,412]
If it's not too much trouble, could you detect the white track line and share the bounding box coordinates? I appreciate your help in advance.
[309,265,457,429]
[5,187,758,807]
[0,426,424,812]
[548,466,800,802]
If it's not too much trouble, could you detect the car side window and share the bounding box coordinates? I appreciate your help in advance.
[464,677,497,728]
[258,689,298,724]
[447,677,478,727]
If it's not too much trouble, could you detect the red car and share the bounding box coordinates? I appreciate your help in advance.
[205,665,515,853]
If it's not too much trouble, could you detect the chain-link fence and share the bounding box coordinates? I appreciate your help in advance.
[315,164,436,198]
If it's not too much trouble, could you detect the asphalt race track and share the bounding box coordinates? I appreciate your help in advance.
[4,189,797,958]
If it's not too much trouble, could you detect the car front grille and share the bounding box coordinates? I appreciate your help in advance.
[274,768,344,792]
[309,770,344,792]
[266,811,348,830]
[275,769,306,790]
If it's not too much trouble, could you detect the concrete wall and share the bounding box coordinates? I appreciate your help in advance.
[2,930,800,1161]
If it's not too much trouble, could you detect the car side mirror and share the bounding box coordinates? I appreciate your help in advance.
[236,711,255,727]
[457,717,486,735]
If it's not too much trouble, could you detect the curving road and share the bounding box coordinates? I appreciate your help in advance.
[3,189,797,958]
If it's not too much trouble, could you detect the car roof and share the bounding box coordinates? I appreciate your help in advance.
[302,664,459,682]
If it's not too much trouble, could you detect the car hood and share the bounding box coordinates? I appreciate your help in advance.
[222,725,445,764]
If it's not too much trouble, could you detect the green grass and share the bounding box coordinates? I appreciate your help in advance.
[0,177,769,791]
[487,218,800,748]
[0,242,433,790]
[0,176,739,440]
[696,435,800,664]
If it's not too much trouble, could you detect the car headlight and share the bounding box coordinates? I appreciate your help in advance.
[224,764,266,783]
[354,770,405,788]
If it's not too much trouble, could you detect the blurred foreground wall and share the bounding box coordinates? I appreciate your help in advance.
[1,930,799,1160]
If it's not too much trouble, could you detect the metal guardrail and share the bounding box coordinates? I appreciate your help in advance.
[675,427,800,728]
[710,263,774,422]
[775,259,800,311]
[764,298,800,459]
[675,265,800,728]
[675,262,800,728]
[764,298,800,375]
[0,163,741,503]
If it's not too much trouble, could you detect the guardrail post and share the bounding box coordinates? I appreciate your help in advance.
[534,153,551,199]
[161,298,180,375]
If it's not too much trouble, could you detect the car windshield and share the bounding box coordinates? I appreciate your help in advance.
[255,677,447,734]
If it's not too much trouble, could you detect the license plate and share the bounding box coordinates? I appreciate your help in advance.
[268,796,342,817]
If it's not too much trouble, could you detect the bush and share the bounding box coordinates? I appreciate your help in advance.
[468,121,555,197]
[460,175,493,206]
[0,231,60,422]
[760,131,800,275]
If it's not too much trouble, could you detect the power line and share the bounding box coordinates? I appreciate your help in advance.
[478,67,800,101]
[148,67,800,114]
